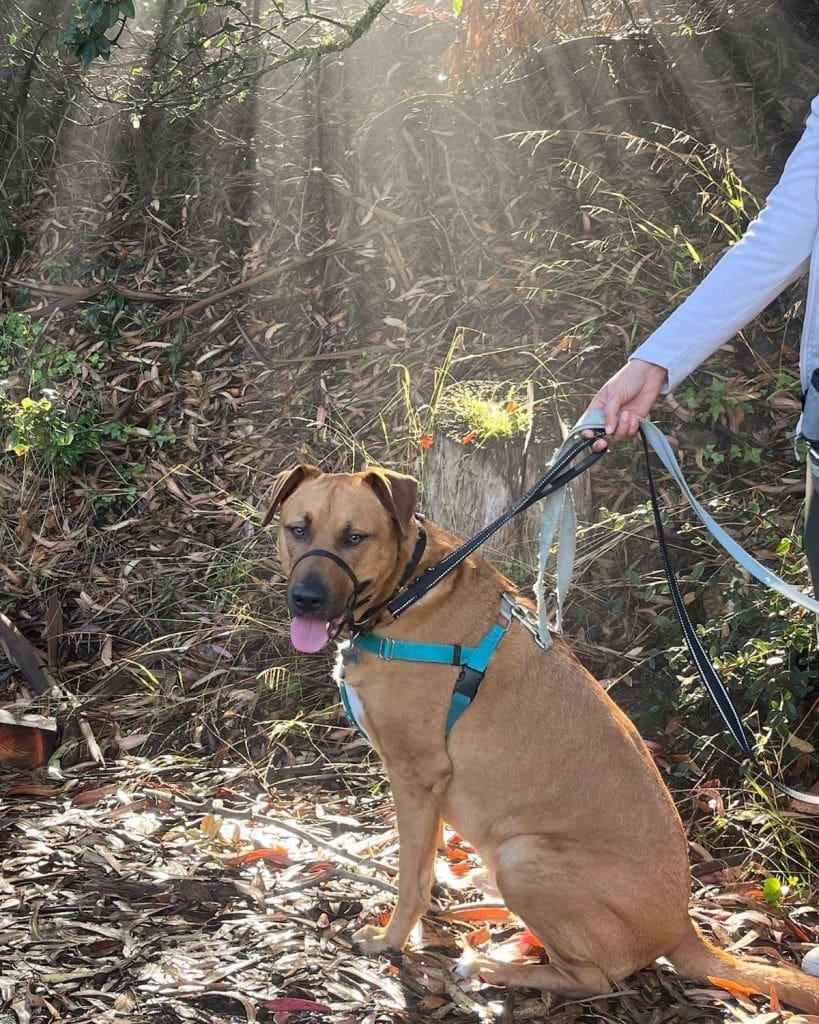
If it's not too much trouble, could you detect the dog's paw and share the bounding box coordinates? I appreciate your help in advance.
[456,954,512,987]
[352,923,399,956]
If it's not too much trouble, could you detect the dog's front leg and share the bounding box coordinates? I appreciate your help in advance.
[354,763,449,954]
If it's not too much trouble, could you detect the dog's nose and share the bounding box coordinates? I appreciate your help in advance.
[290,579,328,614]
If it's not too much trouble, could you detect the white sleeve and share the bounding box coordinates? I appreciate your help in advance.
[632,94,819,392]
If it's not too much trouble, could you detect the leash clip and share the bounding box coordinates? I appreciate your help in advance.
[501,592,550,650]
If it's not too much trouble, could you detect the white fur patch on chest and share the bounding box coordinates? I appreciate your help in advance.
[333,642,372,743]
[342,683,371,742]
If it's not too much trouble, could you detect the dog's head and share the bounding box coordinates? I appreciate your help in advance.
[262,465,418,652]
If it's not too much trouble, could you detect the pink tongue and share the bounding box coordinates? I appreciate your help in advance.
[290,617,332,653]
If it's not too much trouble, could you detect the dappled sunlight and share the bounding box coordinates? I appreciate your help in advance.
[2,0,819,1020]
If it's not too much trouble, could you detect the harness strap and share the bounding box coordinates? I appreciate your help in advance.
[350,614,510,735]
[354,622,507,669]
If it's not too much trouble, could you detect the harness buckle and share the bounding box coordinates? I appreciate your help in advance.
[454,664,485,700]
[377,636,396,660]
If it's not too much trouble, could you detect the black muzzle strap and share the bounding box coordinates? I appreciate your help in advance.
[291,548,363,593]
[289,549,374,618]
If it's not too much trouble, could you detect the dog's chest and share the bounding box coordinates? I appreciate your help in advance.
[333,642,372,742]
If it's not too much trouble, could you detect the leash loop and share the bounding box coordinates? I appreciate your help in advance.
[573,412,819,615]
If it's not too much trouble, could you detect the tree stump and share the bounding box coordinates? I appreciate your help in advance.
[420,382,577,576]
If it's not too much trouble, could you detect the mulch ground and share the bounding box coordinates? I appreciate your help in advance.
[4,739,818,1024]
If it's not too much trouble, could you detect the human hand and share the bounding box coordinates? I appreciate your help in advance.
[581,359,668,450]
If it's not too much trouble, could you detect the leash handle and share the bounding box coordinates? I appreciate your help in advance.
[572,411,819,615]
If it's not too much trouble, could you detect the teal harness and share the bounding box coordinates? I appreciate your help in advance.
[341,598,515,737]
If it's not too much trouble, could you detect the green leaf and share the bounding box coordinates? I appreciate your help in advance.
[763,876,783,906]
[121,0,136,18]
[452,0,463,13]
[81,39,97,65]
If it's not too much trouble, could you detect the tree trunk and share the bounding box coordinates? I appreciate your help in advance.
[422,432,559,574]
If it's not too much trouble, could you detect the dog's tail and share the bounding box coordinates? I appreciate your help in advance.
[667,921,819,1013]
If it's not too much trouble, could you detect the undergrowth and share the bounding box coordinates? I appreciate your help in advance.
[0,311,176,477]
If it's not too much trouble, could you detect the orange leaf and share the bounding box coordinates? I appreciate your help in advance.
[461,431,476,444]
[449,862,473,876]
[421,435,434,450]
[446,846,468,862]
[466,926,491,947]
[442,906,512,923]
[518,929,545,951]
[707,976,764,999]
[228,847,290,867]
[769,985,781,1012]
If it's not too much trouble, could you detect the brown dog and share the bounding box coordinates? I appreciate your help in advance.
[264,464,819,1012]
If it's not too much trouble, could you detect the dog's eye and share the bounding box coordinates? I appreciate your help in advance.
[344,532,368,547]
[287,524,307,540]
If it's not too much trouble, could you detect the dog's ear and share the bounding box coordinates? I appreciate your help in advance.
[363,468,418,537]
[261,465,322,528]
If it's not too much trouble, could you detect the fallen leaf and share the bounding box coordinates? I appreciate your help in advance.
[707,975,763,1000]
[517,929,545,951]
[264,998,331,1013]
[465,926,491,947]
[228,847,290,868]
[440,906,512,924]
[788,732,815,754]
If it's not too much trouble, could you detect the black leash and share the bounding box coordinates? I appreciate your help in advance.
[640,427,819,805]
[383,435,605,621]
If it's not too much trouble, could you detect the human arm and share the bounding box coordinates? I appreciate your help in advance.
[584,94,819,445]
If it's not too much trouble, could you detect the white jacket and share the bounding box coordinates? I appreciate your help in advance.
[632,94,819,441]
